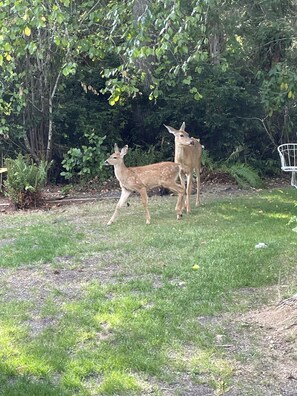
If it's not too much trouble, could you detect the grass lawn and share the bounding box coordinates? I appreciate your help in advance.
[0,187,296,395]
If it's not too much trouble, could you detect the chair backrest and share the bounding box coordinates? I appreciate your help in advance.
[277,143,297,171]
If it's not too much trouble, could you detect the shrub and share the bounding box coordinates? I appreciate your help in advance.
[124,144,165,167]
[61,132,108,182]
[4,154,49,209]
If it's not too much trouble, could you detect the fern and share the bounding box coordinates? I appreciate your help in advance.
[201,149,216,171]
[4,155,50,208]
[224,163,265,189]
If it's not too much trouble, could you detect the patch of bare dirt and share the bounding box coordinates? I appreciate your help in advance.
[245,294,297,335]
[222,294,297,396]
[0,258,120,303]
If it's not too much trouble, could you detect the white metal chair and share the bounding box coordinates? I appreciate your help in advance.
[0,167,7,192]
[277,143,297,188]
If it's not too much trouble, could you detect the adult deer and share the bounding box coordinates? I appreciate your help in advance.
[164,122,203,213]
[104,144,188,225]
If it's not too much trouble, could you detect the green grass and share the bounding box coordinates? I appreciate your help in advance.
[0,213,84,267]
[0,188,296,395]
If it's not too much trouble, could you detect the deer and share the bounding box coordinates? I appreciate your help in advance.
[104,144,192,225]
[164,122,203,213]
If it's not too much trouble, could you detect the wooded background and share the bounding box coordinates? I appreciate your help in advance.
[0,0,296,182]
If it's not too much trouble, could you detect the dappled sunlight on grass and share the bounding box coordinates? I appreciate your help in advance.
[97,371,142,395]
[262,212,292,220]
[259,189,297,206]
[0,318,69,396]
[169,345,233,391]
[7,278,227,393]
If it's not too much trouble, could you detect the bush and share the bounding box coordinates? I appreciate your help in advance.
[124,144,165,167]
[61,132,108,182]
[4,154,49,209]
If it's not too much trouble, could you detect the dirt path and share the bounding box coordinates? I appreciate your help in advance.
[0,176,290,211]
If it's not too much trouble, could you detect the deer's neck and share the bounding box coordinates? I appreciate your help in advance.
[114,161,128,181]
[175,143,186,162]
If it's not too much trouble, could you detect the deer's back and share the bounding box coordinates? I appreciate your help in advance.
[131,162,180,188]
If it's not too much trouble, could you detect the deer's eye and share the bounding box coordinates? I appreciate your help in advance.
[179,134,184,137]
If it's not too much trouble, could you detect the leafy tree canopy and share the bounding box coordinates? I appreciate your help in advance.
[0,0,297,181]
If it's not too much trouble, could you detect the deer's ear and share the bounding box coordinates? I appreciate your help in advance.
[164,124,177,135]
[120,145,129,157]
[180,122,186,131]
[114,143,120,153]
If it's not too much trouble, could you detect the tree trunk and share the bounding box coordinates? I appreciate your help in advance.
[209,31,222,65]
[46,71,61,163]
[132,0,153,92]
[206,2,225,66]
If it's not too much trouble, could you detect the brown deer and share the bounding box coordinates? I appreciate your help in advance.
[104,144,189,225]
[164,122,203,213]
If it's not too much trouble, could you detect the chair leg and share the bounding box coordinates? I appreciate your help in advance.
[291,172,297,188]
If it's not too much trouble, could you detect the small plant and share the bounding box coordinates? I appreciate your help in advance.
[4,154,50,209]
[60,184,73,196]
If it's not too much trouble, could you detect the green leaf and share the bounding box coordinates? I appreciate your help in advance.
[182,76,192,85]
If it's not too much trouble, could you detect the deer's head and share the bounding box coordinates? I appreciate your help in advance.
[164,122,197,146]
[105,144,129,166]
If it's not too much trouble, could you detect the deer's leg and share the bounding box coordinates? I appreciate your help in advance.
[163,182,185,220]
[185,173,193,213]
[179,170,187,211]
[177,187,185,219]
[195,167,201,207]
[107,187,131,225]
[139,188,151,224]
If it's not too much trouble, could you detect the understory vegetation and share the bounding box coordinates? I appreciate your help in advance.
[0,188,296,395]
